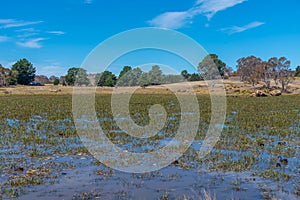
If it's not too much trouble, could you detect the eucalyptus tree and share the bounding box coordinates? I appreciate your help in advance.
[268,57,294,92]
[237,56,262,87]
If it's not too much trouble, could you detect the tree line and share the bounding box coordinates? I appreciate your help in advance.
[237,56,296,91]
[0,58,35,86]
[65,65,184,87]
[1,55,299,90]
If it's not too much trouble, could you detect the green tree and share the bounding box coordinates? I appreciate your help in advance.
[198,54,226,79]
[8,70,18,85]
[49,75,59,83]
[65,67,89,86]
[76,68,90,86]
[119,66,132,79]
[181,70,190,80]
[189,73,201,81]
[129,68,143,86]
[62,80,67,86]
[95,71,117,87]
[148,65,163,85]
[11,58,36,85]
[65,68,78,86]
[295,66,300,77]
[117,67,142,86]
[138,72,150,87]
[53,79,60,86]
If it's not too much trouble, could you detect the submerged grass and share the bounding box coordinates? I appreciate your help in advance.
[0,94,299,198]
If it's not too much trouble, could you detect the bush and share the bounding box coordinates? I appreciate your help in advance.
[53,79,59,86]
[62,80,67,86]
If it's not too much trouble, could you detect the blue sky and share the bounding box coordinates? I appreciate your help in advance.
[0,0,299,76]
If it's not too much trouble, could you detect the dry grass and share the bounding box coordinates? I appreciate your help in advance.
[201,189,216,200]
[1,78,299,96]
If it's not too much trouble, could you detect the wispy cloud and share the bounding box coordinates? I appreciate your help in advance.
[46,31,65,35]
[221,21,265,34]
[17,38,47,48]
[0,19,43,29]
[194,0,246,20]
[37,65,67,77]
[0,60,18,68]
[148,0,247,29]
[0,19,64,48]
[0,19,15,24]
[83,0,93,4]
[148,12,193,29]
[17,32,40,38]
[0,36,9,42]
[15,28,40,39]
[15,28,39,33]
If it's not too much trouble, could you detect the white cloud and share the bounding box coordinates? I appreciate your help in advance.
[148,0,247,29]
[194,0,247,20]
[0,36,9,42]
[15,28,39,33]
[15,28,40,39]
[0,19,43,29]
[46,31,65,35]
[17,38,47,48]
[84,0,93,4]
[0,19,15,24]
[0,19,64,49]
[37,65,67,77]
[0,60,17,68]
[17,32,40,38]
[148,12,192,29]
[221,21,265,34]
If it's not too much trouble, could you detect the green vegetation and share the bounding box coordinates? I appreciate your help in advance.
[65,67,90,86]
[0,94,298,198]
[11,59,36,85]
[295,65,300,77]
[53,78,60,86]
[117,67,142,86]
[181,70,203,82]
[1,54,298,89]
[118,66,132,80]
[198,54,227,78]
[0,84,299,198]
[96,65,183,87]
[95,70,117,87]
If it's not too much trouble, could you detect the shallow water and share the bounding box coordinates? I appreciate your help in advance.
[0,95,299,199]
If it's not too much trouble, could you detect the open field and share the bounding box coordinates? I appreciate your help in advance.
[0,94,299,199]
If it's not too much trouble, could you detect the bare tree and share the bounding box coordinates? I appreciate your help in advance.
[237,56,262,87]
[259,61,273,89]
[0,64,11,87]
[269,57,294,92]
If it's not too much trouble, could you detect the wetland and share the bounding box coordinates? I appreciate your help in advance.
[0,94,299,199]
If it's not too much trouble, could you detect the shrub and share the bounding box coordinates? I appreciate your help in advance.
[53,79,59,86]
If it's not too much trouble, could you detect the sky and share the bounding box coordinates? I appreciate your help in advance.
[0,0,299,77]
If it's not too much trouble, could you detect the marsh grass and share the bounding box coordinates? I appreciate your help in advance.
[0,94,299,198]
